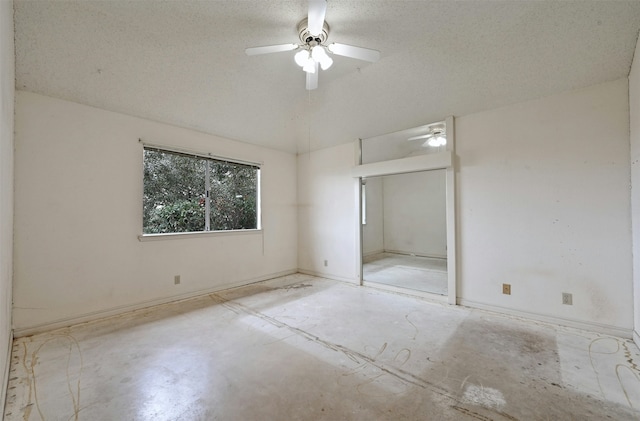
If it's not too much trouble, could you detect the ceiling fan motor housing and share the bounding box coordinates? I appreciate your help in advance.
[298,18,330,46]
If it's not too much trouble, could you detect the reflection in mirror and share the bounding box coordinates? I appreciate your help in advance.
[361,120,447,165]
[362,170,447,295]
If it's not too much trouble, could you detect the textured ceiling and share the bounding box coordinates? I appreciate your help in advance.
[14,0,640,154]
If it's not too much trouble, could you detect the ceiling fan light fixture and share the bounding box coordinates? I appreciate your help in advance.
[294,49,310,67]
[295,49,317,73]
[426,135,447,147]
[320,56,333,70]
[312,45,333,70]
[303,60,317,73]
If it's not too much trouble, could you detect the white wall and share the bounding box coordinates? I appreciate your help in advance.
[0,0,14,411]
[382,170,447,258]
[13,91,297,334]
[362,177,383,256]
[300,79,633,335]
[297,143,360,283]
[629,35,640,346]
[457,78,633,334]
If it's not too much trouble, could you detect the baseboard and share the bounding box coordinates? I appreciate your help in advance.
[459,298,633,339]
[13,269,297,338]
[383,249,447,260]
[1,329,13,418]
[297,269,359,285]
[634,329,640,348]
[363,249,384,258]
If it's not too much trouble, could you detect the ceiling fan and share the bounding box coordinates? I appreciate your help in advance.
[408,124,447,147]
[245,0,381,90]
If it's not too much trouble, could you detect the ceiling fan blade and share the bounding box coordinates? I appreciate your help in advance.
[306,64,319,90]
[308,0,327,36]
[407,134,432,141]
[328,43,380,62]
[245,43,298,56]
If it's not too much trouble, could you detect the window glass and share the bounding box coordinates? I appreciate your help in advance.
[143,148,259,234]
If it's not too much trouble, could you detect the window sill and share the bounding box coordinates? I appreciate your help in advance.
[138,229,262,242]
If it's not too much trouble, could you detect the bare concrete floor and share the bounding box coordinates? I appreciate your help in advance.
[4,274,640,420]
[363,253,448,295]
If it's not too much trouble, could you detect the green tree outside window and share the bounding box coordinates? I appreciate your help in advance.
[143,148,258,234]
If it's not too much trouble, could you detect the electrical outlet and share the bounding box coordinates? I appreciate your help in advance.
[174,275,181,285]
[562,293,572,305]
[324,260,328,267]
[502,283,511,295]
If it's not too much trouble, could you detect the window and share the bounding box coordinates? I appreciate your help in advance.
[143,147,260,234]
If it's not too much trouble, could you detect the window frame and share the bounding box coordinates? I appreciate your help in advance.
[139,142,262,241]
